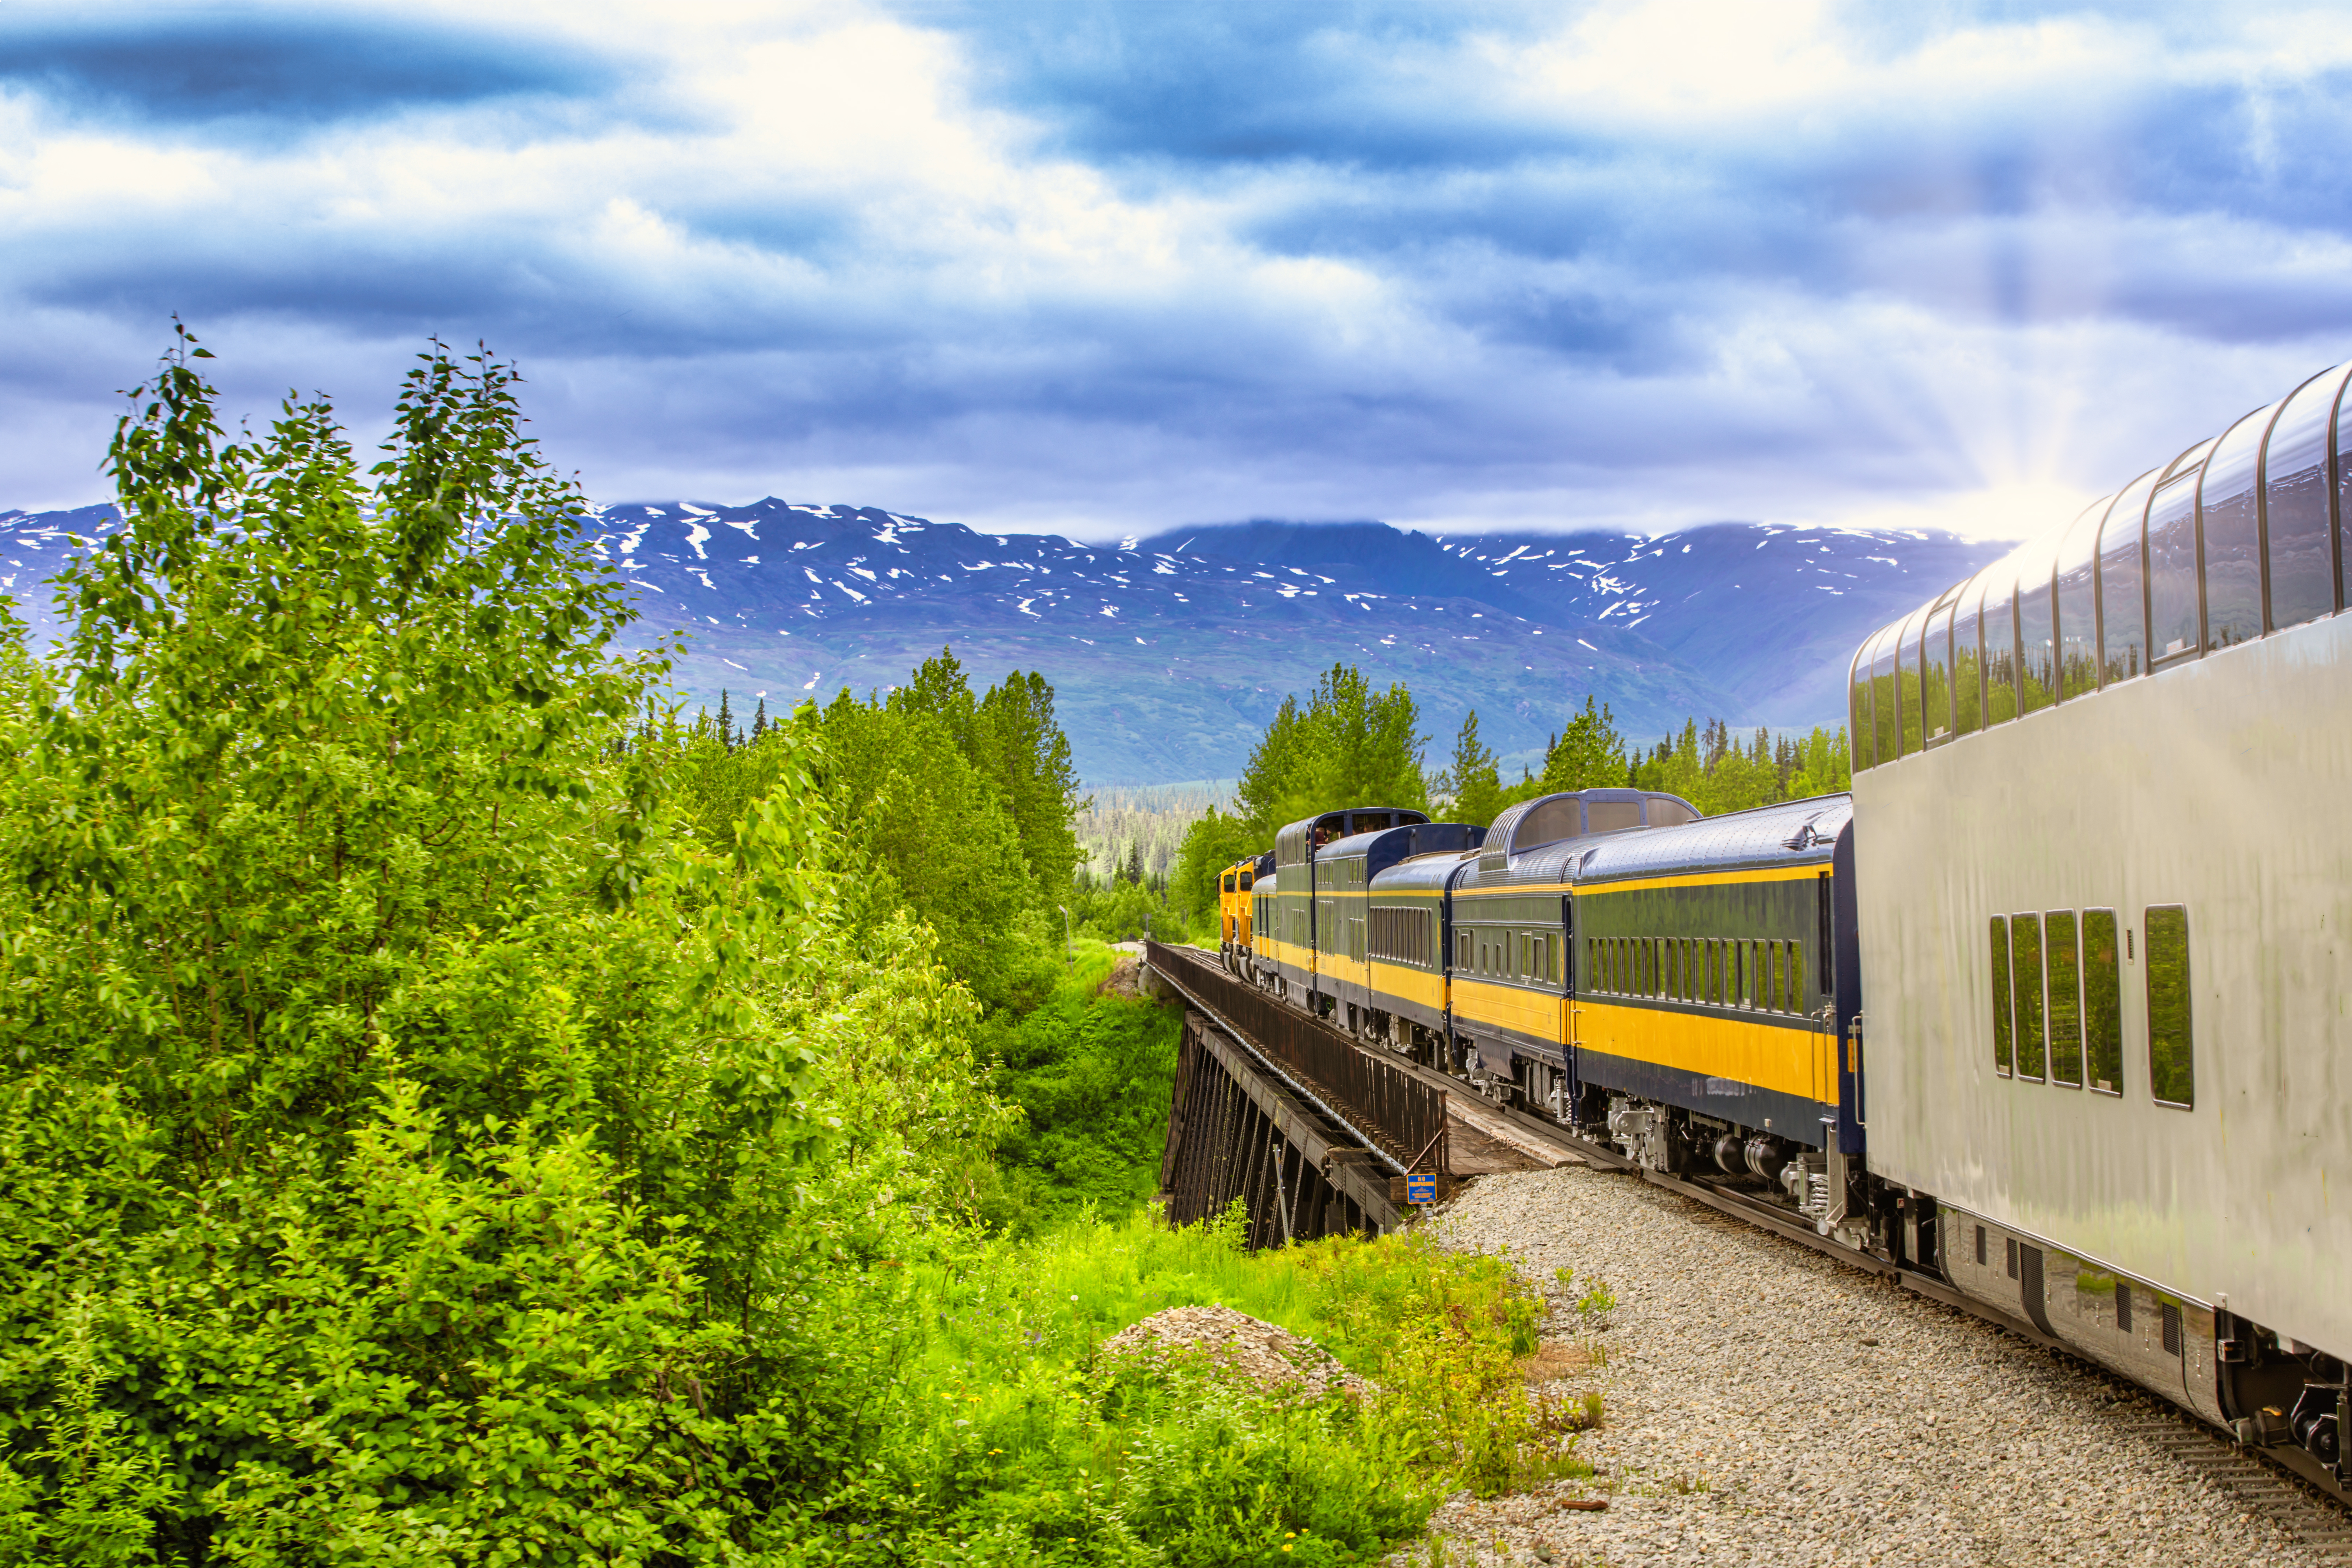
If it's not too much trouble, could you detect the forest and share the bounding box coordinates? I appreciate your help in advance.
[0,335,1622,1566]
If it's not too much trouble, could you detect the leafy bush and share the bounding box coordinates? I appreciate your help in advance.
[0,332,1003,1564]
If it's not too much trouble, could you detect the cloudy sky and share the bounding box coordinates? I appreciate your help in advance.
[5,3,2352,541]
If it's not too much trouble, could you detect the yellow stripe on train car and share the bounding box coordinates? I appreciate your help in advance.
[1451,977,1567,1042]
[1574,997,1832,1103]
[1367,959,1445,1011]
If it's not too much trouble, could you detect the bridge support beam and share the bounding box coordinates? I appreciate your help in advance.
[1160,1009,1403,1243]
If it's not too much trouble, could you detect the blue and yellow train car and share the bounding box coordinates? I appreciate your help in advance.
[1569,794,1855,1174]
[1265,807,1427,1008]
[1308,822,1484,1041]
[1445,790,1698,1116]
[1217,853,1266,973]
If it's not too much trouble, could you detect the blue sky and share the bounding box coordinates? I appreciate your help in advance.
[6,2,2352,541]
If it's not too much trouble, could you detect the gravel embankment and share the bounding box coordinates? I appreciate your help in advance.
[1412,1163,2351,1567]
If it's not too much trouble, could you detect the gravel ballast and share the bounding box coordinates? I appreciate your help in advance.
[1410,1162,2352,1567]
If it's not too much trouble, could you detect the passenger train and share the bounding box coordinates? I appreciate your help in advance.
[1209,359,2352,1497]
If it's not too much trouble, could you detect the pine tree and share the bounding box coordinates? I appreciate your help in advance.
[1439,709,1504,826]
[1124,839,1143,885]
[716,688,735,751]
[751,697,768,743]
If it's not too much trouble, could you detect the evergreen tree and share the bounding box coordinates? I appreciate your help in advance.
[1124,839,1144,886]
[1538,696,1627,793]
[1232,662,1428,834]
[717,687,735,750]
[1438,709,1504,826]
[752,696,768,742]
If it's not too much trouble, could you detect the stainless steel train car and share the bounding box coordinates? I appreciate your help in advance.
[1211,354,2352,1495]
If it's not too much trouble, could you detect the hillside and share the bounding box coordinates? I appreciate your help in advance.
[0,499,2004,783]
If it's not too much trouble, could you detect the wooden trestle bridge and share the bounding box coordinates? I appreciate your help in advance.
[1146,941,1456,1245]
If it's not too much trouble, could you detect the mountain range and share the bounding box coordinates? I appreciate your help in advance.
[0,499,2006,784]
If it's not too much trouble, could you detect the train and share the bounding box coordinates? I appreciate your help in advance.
[1209,358,2352,1498]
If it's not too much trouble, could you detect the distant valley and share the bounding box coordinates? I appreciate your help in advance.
[0,500,2006,784]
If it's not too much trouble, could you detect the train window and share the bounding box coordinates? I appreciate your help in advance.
[1849,637,1876,769]
[1785,940,1805,1013]
[1588,799,1641,833]
[2054,499,2107,701]
[2264,365,2346,630]
[1763,941,1780,1013]
[2016,534,2060,713]
[1896,604,1928,754]
[2335,369,2352,612]
[1953,578,1985,736]
[1456,929,1471,970]
[2084,909,2122,1095]
[2013,913,2047,1080]
[2147,462,2206,663]
[1990,917,2015,1076]
[1982,569,2021,724]
[2146,905,2193,1108]
[2046,910,2083,1088]
[2006,1236,2019,1280]
[1735,940,1749,1007]
[2116,1282,2133,1333]
[1646,798,1698,827]
[2201,402,2274,651]
[1922,596,1955,743]
[2099,467,2158,684]
[1975,1224,1988,1267]
[2162,1302,2182,1357]
[1709,939,1723,1005]
[1870,621,1902,762]
[1651,938,1662,996]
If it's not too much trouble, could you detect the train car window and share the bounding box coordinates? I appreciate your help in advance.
[1456,929,1471,970]
[2016,534,2060,713]
[1588,799,1641,833]
[1953,579,1985,736]
[1650,938,1662,996]
[2146,905,2194,1108]
[1785,940,1805,1013]
[2116,1282,2133,1332]
[2013,913,2047,1080]
[1735,941,1748,1007]
[2099,468,2158,685]
[2263,365,2346,630]
[2055,499,2107,701]
[1849,637,1876,769]
[1982,569,2021,724]
[1896,605,1928,754]
[1706,939,1721,1005]
[1518,932,1532,979]
[1870,622,1902,762]
[2200,403,2274,651]
[2084,909,2122,1095]
[1922,596,1955,743]
[2046,910,2084,1087]
[1993,915,2017,1076]
[1646,798,1699,827]
[2147,464,2205,663]
[1975,1224,1988,1267]
[2335,369,2352,612]
[1763,941,1781,1013]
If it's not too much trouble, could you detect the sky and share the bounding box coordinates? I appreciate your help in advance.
[6,2,2352,543]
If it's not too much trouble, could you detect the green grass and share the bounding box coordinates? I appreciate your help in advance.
[803,1208,1584,1566]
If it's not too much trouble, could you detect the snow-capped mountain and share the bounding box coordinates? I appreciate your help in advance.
[0,498,2004,784]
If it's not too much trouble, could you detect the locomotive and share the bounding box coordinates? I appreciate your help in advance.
[1210,358,2352,1498]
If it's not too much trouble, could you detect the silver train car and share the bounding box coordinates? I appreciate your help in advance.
[1848,357,2352,1490]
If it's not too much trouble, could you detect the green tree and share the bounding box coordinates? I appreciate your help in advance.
[1171,805,1264,925]
[1437,709,1505,826]
[1233,662,1428,835]
[1538,696,1626,795]
[0,329,1006,1560]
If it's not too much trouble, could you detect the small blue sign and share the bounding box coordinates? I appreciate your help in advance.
[1406,1172,1438,1204]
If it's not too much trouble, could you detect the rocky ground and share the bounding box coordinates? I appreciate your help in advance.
[1407,1163,2352,1568]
